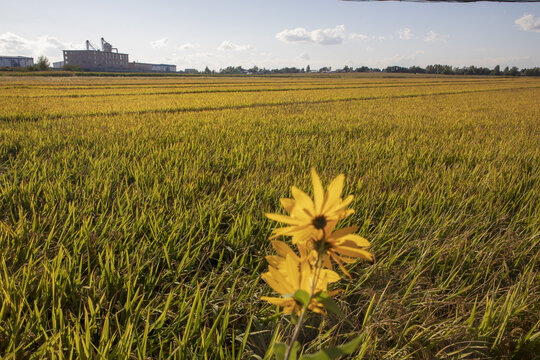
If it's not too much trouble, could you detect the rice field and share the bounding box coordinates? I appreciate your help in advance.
[0,74,539,359]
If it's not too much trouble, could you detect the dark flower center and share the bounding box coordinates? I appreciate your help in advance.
[312,215,327,230]
[313,238,330,253]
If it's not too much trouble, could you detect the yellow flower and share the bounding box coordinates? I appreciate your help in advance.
[261,248,340,315]
[266,168,354,246]
[265,240,311,270]
[313,222,374,278]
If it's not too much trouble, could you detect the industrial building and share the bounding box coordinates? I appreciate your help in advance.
[63,38,129,70]
[63,38,176,72]
[0,56,34,68]
[151,64,176,72]
[128,62,176,72]
[129,62,153,71]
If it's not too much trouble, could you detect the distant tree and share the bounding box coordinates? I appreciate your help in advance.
[491,65,501,76]
[354,66,370,72]
[306,65,311,73]
[409,65,425,74]
[385,66,409,73]
[220,66,245,74]
[36,56,50,71]
[508,66,520,76]
[521,67,540,76]
[204,66,211,74]
[425,64,453,75]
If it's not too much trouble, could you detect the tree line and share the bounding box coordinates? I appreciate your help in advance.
[202,64,540,76]
[3,56,539,76]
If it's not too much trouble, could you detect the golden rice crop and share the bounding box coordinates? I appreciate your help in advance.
[0,74,538,359]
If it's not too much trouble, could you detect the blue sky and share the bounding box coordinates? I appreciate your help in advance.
[1,0,539,70]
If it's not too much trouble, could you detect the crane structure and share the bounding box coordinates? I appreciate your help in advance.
[85,40,97,51]
[85,38,118,53]
[101,38,118,53]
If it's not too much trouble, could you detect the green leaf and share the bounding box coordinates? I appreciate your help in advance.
[299,336,363,360]
[294,289,311,308]
[314,292,352,326]
[290,341,300,360]
[273,341,300,360]
[273,342,287,360]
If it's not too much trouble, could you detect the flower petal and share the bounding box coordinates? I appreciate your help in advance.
[261,296,295,307]
[265,213,303,225]
[271,241,299,261]
[311,168,324,214]
[280,198,295,213]
[333,246,374,261]
[330,252,351,278]
[286,255,300,288]
[299,259,313,291]
[320,268,341,283]
[262,271,291,295]
[328,226,359,241]
[322,174,345,213]
[338,235,370,248]
[291,186,315,218]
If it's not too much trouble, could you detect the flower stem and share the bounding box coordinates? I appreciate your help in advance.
[283,240,325,360]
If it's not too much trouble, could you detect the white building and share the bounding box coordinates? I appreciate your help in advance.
[152,64,176,72]
[0,56,34,68]
[53,61,64,69]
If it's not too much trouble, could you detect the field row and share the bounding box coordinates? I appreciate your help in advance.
[1,83,539,121]
[1,81,531,99]
[0,76,526,96]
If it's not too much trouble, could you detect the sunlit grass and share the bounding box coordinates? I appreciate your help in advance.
[0,75,538,358]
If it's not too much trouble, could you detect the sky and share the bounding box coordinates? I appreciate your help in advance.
[1,0,539,71]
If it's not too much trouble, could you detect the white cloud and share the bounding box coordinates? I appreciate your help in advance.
[0,32,81,61]
[375,49,425,67]
[179,42,200,50]
[276,28,311,43]
[276,25,346,45]
[396,28,413,40]
[217,40,252,51]
[515,14,540,33]
[298,52,310,61]
[425,31,449,43]
[150,38,168,48]
[378,36,386,41]
[349,33,369,41]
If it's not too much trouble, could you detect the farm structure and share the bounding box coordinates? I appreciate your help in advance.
[0,56,34,68]
[63,38,129,71]
[129,62,176,72]
[151,64,176,72]
[63,37,176,72]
